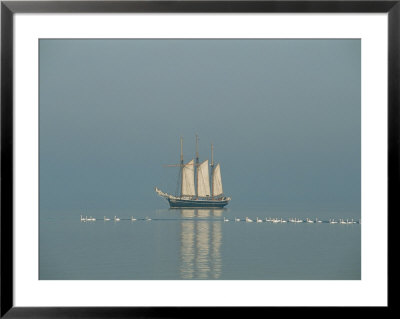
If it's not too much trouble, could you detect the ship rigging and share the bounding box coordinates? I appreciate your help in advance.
[155,136,231,208]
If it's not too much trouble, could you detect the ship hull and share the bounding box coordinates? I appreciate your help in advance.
[168,197,229,208]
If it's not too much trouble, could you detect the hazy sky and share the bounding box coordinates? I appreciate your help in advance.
[39,39,360,214]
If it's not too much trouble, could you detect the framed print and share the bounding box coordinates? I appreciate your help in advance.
[1,0,394,317]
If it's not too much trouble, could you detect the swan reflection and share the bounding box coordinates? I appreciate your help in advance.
[180,209,223,279]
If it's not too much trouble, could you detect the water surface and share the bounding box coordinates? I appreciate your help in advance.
[40,208,361,280]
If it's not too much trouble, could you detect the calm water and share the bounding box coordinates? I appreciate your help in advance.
[39,208,361,280]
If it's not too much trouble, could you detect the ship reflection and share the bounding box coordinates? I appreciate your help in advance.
[180,209,223,279]
[178,208,225,218]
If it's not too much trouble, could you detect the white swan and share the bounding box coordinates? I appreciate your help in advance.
[256,217,263,223]
[306,218,315,223]
[245,217,253,223]
[114,216,120,221]
[104,216,110,221]
[131,216,137,221]
[235,217,241,222]
[145,217,152,221]
[223,217,229,222]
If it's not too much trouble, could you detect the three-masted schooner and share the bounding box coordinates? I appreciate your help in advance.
[155,136,231,208]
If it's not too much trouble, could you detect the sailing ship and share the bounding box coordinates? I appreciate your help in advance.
[155,136,231,208]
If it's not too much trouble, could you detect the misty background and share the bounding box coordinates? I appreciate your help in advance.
[39,39,360,216]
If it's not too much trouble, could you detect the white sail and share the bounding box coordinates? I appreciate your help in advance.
[212,163,223,196]
[181,159,195,196]
[197,160,211,197]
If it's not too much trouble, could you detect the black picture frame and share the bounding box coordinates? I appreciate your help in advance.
[1,1,394,317]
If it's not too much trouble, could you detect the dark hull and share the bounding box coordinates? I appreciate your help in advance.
[168,197,230,208]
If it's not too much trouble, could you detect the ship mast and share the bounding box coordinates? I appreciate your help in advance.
[180,137,183,198]
[211,143,214,199]
[195,134,199,198]
[180,137,183,164]
[195,134,199,166]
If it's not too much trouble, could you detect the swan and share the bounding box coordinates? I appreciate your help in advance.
[256,217,263,223]
[306,218,315,223]
[131,216,137,221]
[235,217,241,222]
[145,217,152,221]
[245,217,253,223]
[114,216,120,221]
[104,216,110,221]
[280,218,287,223]
[223,217,229,222]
